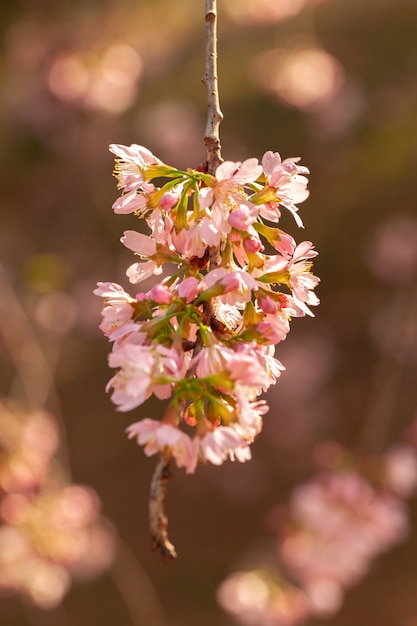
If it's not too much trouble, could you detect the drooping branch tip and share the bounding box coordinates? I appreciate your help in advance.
[149,451,177,563]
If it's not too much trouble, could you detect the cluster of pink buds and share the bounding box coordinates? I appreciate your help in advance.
[95,143,319,472]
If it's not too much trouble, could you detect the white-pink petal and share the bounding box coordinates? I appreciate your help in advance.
[215,160,240,182]
[199,426,252,465]
[126,260,162,284]
[121,230,156,255]
[94,282,133,302]
[109,143,161,166]
[112,190,147,214]
[126,419,198,474]
[262,150,282,176]
[233,158,262,184]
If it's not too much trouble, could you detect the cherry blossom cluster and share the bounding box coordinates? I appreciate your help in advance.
[279,467,409,616]
[0,400,115,609]
[95,143,319,471]
[217,441,417,625]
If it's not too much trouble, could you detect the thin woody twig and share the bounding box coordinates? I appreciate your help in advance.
[149,2,224,562]
[202,0,223,174]
[149,450,177,562]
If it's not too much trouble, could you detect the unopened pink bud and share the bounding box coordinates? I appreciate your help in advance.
[160,189,179,211]
[220,272,241,294]
[258,295,279,314]
[244,236,263,254]
[147,284,172,304]
[273,230,297,258]
[228,231,241,244]
[177,276,200,303]
[229,206,251,230]
[183,407,198,427]
[256,320,285,344]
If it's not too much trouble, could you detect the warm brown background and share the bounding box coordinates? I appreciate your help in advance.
[1,1,417,625]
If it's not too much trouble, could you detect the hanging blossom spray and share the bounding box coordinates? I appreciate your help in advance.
[95,0,319,560]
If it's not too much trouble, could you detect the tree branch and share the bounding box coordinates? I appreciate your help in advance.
[148,0,224,563]
[202,0,223,175]
[149,450,177,562]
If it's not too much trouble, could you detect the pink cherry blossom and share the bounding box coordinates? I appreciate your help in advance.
[94,282,137,339]
[126,260,163,284]
[94,282,136,305]
[109,142,162,165]
[98,303,136,339]
[262,151,309,189]
[126,419,198,474]
[201,267,257,304]
[107,344,184,411]
[177,214,227,258]
[253,344,285,391]
[106,323,146,346]
[191,343,232,378]
[281,471,409,591]
[147,210,173,246]
[212,299,243,330]
[226,351,270,389]
[189,340,266,392]
[256,313,290,345]
[286,243,320,310]
[234,395,269,435]
[232,342,279,390]
[260,151,310,228]
[106,345,156,411]
[198,426,252,465]
[109,143,162,192]
[199,158,262,213]
[217,158,262,186]
[259,242,320,314]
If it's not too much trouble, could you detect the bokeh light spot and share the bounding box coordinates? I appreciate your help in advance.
[22,254,69,293]
[225,0,306,24]
[251,45,345,110]
[48,53,90,102]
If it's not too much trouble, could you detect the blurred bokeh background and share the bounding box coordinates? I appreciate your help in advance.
[1,0,417,625]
